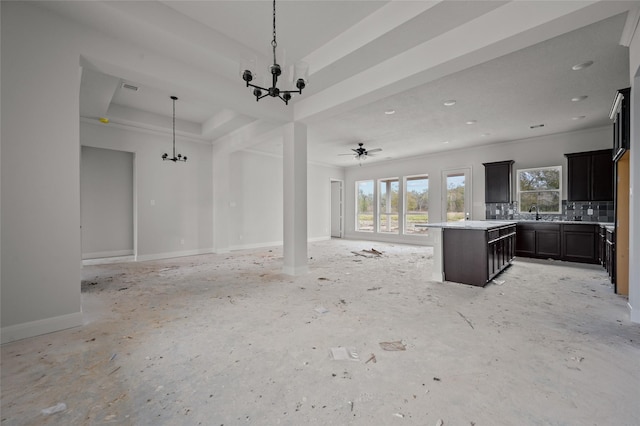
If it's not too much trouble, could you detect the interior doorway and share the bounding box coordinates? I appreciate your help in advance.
[330,180,343,238]
[81,146,135,260]
[442,168,472,221]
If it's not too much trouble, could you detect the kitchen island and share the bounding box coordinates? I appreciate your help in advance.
[419,221,517,286]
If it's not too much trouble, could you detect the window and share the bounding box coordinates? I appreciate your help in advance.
[356,180,374,231]
[404,175,429,234]
[517,166,562,214]
[378,178,399,233]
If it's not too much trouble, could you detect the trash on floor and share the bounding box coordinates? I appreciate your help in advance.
[329,347,359,361]
[492,279,505,285]
[379,340,406,351]
[41,403,66,415]
[314,306,329,314]
[365,353,377,363]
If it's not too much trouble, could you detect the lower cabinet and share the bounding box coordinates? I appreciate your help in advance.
[516,222,598,264]
[516,223,561,260]
[562,224,597,263]
[444,224,515,287]
[606,227,616,285]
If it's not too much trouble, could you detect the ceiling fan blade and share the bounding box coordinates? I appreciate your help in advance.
[338,153,355,156]
[367,148,382,153]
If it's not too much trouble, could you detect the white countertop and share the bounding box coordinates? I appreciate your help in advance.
[417,220,516,230]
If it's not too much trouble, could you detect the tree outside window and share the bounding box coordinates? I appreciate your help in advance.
[405,175,428,234]
[379,178,399,233]
[517,166,562,213]
[356,180,374,231]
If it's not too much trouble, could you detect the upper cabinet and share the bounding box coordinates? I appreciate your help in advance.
[565,150,613,202]
[610,87,630,162]
[483,160,514,203]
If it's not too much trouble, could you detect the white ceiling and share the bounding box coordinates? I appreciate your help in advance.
[58,1,636,167]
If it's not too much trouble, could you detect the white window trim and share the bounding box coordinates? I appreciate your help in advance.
[516,165,562,214]
[403,174,429,236]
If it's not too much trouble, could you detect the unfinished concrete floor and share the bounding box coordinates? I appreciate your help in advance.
[2,239,639,425]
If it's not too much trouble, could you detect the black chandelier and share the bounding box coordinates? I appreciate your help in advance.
[162,96,187,162]
[241,0,308,105]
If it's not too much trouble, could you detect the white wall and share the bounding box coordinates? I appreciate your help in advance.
[1,1,83,341]
[344,126,612,244]
[227,149,343,250]
[81,122,213,260]
[81,146,134,259]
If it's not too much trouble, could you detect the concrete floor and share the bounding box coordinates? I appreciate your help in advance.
[2,239,639,425]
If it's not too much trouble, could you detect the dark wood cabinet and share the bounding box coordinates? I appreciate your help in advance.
[562,224,597,263]
[443,224,515,287]
[565,150,613,202]
[606,227,616,286]
[610,88,630,162]
[483,160,514,203]
[516,222,561,260]
[517,222,599,264]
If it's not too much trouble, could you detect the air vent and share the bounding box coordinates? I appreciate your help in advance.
[530,124,545,129]
[121,82,139,92]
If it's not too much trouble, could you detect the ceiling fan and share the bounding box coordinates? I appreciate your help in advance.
[339,143,382,163]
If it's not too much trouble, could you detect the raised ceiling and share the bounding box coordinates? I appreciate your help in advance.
[54,1,635,167]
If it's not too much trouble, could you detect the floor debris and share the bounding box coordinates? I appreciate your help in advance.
[457,311,475,329]
[365,353,377,364]
[41,403,66,415]
[329,347,359,361]
[379,341,406,351]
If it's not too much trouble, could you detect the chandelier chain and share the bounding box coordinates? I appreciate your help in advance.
[271,0,277,63]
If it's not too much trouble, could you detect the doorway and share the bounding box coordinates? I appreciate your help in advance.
[81,146,135,259]
[330,180,343,238]
[442,168,472,221]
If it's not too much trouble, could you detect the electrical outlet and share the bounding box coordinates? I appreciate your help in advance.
[587,208,594,215]
[150,200,155,206]
[180,238,185,245]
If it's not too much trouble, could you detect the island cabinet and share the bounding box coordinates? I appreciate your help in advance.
[565,150,614,202]
[443,223,516,287]
[483,160,514,203]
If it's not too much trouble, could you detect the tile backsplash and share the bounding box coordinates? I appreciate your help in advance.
[485,200,614,223]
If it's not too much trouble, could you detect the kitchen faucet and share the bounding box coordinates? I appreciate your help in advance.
[529,204,540,221]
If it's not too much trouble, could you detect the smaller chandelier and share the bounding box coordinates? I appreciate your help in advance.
[241,0,308,105]
[162,96,187,163]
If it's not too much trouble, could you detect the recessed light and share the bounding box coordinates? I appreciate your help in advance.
[466,120,477,125]
[384,109,396,115]
[481,133,491,137]
[443,140,450,144]
[572,115,586,120]
[572,61,593,71]
[572,95,588,102]
[530,124,545,129]
[443,100,456,106]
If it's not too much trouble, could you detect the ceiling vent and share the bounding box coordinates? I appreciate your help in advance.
[121,82,139,92]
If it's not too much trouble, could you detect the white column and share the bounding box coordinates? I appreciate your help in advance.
[283,122,308,275]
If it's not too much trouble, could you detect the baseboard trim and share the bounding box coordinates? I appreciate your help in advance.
[136,248,214,262]
[82,255,135,266]
[82,249,134,260]
[229,241,283,251]
[1,312,83,344]
[629,302,640,324]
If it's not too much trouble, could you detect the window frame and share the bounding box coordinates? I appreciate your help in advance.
[377,177,400,234]
[403,174,429,235]
[355,180,374,232]
[516,165,562,214]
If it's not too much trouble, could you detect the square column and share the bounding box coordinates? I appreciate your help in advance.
[283,122,308,275]
[212,150,231,254]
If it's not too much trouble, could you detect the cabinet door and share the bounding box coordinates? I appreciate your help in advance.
[567,155,590,201]
[516,227,536,255]
[562,230,597,263]
[537,230,561,258]
[591,151,613,201]
[484,161,513,203]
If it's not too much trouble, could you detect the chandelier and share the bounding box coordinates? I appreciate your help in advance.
[162,96,187,162]
[241,0,308,105]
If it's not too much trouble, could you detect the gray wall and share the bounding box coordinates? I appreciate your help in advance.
[81,146,134,259]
